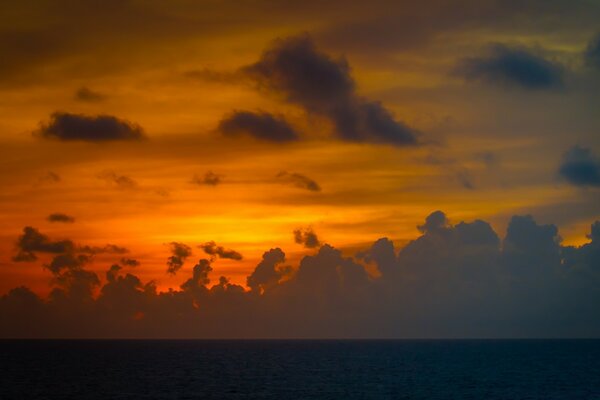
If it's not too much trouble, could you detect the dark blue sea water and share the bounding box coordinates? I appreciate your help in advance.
[1,340,599,399]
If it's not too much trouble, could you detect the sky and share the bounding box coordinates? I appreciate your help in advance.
[0,0,599,338]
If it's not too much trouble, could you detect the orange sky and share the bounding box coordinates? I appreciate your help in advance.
[0,0,599,297]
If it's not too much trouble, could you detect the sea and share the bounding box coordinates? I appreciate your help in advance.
[1,339,599,399]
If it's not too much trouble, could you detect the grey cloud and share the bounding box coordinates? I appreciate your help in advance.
[47,213,75,223]
[75,87,105,102]
[293,228,321,248]
[218,110,299,142]
[192,171,222,186]
[199,241,243,261]
[35,112,145,142]
[558,145,600,187]
[166,242,192,275]
[454,44,565,90]
[243,35,418,145]
[1,212,599,338]
[276,171,321,192]
[98,170,138,190]
[585,33,600,69]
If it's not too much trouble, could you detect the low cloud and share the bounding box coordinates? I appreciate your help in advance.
[35,112,145,142]
[192,171,222,186]
[2,212,599,338]
[199,241,243,261]
[166,242,192,275]
[558,145,600,187]
[74,87,105,102]
[98,170,138,190]
[218,110,299,142]
[47,213,75,223]
[454,44,564,90]
[242,35,419,146]
[276,171,321,192]
[293,227,321,248]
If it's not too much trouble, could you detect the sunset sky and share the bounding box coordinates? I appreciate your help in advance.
[0,1,599,338]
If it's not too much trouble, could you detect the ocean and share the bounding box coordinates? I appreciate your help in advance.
[1,339,599,399]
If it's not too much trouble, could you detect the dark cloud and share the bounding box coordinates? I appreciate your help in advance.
[35,112,145,142]
[247,248,287,293]
[1,212,600,338]
[218,110,299,142]
[36,171,61,185]
[276,171,321,192]
[47,213,75,223]
[559,146,600,187]
[75,87,105,102]
[98,170,138,190]
[192,171,222,186]
[293,228,321,248]
[243,35,418,145]
[13,226,74,262]
[120,258,140,268]
[199,241,243,261]
[585,33,600,69]
[455,44,564,90]
[78,244,129,255]
[166,242,192,275]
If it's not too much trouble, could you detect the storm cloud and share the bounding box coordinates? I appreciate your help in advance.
[243,35,418,145]
[559,146,600,187]
[455,44,564,90]
[218,110,299,142]
[35,112,145,142]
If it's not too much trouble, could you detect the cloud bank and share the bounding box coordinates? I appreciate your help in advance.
[35,112,145,142]
[1,212,599,338]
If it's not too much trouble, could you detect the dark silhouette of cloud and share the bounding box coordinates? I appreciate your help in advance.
[13,226,74,262]
[120,258,140,268]
[47,213,75,223]
[166,242,192,275]
[2,212,600,338]
[75,87,105,102]
[35,112,145,142]
[293,227,321,248]
[585,33,600,69]
[218,110,299,142]
[98,170,138,190]
[243,35,418,145]
[78,244,129,255]
[276,171,321,192]
[199,241,243,261]
[559,145,600,187]
[455,44,564,90]
[192,171,222,186]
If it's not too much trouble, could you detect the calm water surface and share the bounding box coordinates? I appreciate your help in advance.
[1,339,599,399]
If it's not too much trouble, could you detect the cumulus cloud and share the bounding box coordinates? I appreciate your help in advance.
[74,87,105,102]
[2,212,600,338]
[242,35,418,146]
[559,145,600,187]
[47,213,75,223]
[293,227,321,248]
[166,242,192,275]
[218,110,299,142]
[192,171,222,186]
[35,112,145,142]
[199,241,243,261]
[585,33,600,69]
[455,44,564,90]
[276,171,321,192]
